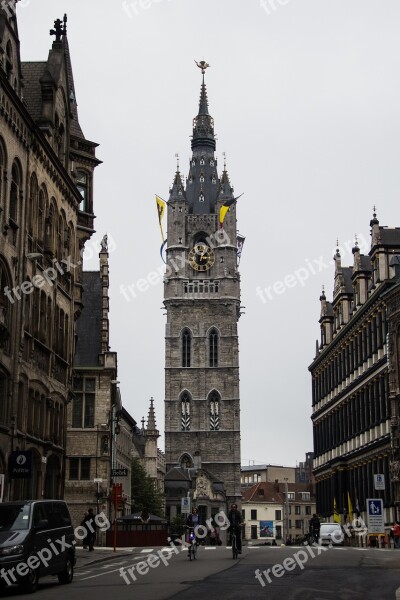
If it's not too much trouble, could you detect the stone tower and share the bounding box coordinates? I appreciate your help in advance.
[164,66,242,512]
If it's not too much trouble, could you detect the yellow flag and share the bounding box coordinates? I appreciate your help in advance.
[333,497,341,524]
[155,195,166,242]
[347,492,353,521]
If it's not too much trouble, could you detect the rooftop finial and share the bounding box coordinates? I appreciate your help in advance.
[195,60,210,75]
[223,151,227,171]
[370,206,379,227]
[50,14,67,41]
[175,153,180,172]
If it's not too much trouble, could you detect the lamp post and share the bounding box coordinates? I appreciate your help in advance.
[284,478,290,544]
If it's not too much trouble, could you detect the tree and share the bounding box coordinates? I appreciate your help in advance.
[130,458,164,517]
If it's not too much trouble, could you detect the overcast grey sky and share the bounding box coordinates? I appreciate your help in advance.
[17,0,400,466]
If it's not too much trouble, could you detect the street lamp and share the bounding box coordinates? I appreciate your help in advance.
[284,478,290,544]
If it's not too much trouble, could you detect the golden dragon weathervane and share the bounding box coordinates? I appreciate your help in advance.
[195,60,210,74]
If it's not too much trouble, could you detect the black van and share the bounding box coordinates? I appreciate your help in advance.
[0,500,76,592]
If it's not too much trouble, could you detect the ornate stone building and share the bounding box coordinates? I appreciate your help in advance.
[164,66,242,520]
[310,212,400,525]
[0,7,98,500]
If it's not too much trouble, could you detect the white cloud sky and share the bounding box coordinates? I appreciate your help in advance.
[17,0,400,466]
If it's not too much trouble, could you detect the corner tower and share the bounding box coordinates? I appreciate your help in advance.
[164,64,242,516]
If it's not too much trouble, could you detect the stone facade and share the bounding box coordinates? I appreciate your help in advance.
[309,212,400,527]
[163,71,242,517]
[0,8,98,501]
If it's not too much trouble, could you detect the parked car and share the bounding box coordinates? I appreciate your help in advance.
[319,522,344,545]
[0,500,76,592]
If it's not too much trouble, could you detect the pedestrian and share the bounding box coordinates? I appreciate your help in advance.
[80,511,89,548]
[309,513,321,544]
[228,503,243,554]
[393,521,400,548]
[82,508,97,551]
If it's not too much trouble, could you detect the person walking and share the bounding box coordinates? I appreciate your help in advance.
[309,514,321,544]
[393,521,400,548]
[82,508,97,551]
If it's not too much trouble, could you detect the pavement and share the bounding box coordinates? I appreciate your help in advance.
[75,546,133,568]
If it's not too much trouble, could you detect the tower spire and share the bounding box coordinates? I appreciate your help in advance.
[192,61,215,152]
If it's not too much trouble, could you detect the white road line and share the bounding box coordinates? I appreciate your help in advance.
[100,562,127,568]
[74,571,92,576]
[203,547,216,550]
[141,549,154,553]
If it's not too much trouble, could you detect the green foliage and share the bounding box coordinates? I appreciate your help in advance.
[169,513,186,538]
[131,458,164,517]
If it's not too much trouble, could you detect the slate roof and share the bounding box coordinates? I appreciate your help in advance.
[242,481,315,504]
[21,62,46,121]
[379,227,400,247]
[74,271,102,367]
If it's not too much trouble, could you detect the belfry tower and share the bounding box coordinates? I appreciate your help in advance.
[164,64,242,514]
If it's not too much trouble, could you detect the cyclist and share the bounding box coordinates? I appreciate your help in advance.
[185,507,201,556]
[228,503,243,554]
[309,513,320,544]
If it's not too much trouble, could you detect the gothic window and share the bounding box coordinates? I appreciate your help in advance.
[28,174,38,237]
[0,138,7,210]
[200,156,205,166]
[0,371,8,424]
[37,188,46,246]
[182,328,191,367]
[180,454,193,468]
[77,171,88,212]
[200,173,204,183]
[9,161,22,224]
[199,192,204,202]
[181,392,191,431]
[72,377,95,428]
[209,391,220,430]
[209,328,219,367]
[0,260,12,352]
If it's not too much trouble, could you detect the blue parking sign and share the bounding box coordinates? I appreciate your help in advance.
[366,498,384,534]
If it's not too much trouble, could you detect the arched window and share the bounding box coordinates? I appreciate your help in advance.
[0,138,7,209]
[209,328,219,367]
[180,391,191,431]
[180,454,193,468]
[9,161,21,223]
[209,390,220,430]
[0,260,12,352]
[28,174,38,236]
[77,171,88,212]
[0,371,9,424]
[37,188,46,246]
[182,328,191,368]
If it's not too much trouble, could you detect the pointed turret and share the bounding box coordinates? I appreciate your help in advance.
[168,167,185,203]
[186,66,219,214]
[191,75,216,152]
[146,397,158,435]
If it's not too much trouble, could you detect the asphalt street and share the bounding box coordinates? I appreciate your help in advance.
[1,545,399,600]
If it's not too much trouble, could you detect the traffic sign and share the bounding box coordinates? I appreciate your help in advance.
[111,468,128,477]
[366,498,384,534]
[374,474,385,490]
[181,497,191,514]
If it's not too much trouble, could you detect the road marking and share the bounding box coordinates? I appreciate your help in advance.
[141,549,154,553]
[100,562,127,568]
[203,547,216,550]
[396,585,400,600]
[74,571,92,576]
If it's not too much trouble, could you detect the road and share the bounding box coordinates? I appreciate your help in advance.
[1,544,399,600]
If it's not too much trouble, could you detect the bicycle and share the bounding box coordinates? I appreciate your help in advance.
[231,526,241,559]
[187,527,197,561]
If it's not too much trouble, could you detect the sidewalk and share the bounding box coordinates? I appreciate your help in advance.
[75,546,133,568]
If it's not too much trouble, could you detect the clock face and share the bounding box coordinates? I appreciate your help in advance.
[188,244,215,271]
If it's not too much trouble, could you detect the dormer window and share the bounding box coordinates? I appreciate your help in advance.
[210,159,214,166]
[77,171,88,212]
[192,159,195,167]
[211,176,216,184]
[200,156,205,166]
[188,176,193,184]
[200,173,204,183]
[178,188,182,195]
[199,193,205,203]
